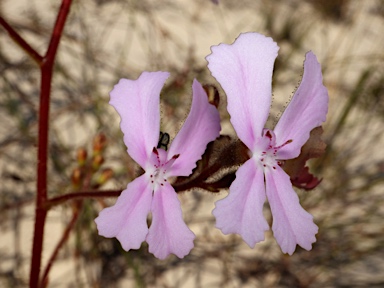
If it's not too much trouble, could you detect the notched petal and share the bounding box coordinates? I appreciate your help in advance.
[94,175,152,251]
[109,71,169,168]
[167,79,221,177]
[207,32,279,149]
[146,183,195,259]
[265,166,318,255]
[213,160,269,247]
[274,52,329,159]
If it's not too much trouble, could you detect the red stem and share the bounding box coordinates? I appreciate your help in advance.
[29,1,73,287]
[46,190,123,209]
[40,201,82,288]
[0,16,43,65]
[45,173,226,209]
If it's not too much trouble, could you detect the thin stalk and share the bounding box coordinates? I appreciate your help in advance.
[29,1,73,287]
[40,201,82,288]
[0,16,43,65]
[46,190,122,209]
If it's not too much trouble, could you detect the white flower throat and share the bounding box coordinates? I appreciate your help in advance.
[147,148,179,190]
[253,129,292,170]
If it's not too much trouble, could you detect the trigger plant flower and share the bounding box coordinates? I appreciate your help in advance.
[207,33,328,254]
[95,72,221,259]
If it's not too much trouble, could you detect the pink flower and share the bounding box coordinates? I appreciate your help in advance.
[95,72,221,259]
[206,33,328,254]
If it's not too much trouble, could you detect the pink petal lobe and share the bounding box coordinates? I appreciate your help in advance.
[95,175,152,251]
[167,79,221,176]
[265,166,318,255]
[274,52,329,160]
[146,182,195,259]
[206,32,279,149]
[110,72,170,168]
[213,159,269,247]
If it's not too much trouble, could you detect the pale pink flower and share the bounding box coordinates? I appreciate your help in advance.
[206,33,328,254]
[95,72,221,259]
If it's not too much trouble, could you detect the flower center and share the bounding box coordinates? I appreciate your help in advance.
[146,148,179,190]
[253,129,292,170]
[150,167,167,187]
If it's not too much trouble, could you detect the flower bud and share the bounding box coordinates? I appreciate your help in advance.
[76,148,87,167]
[71,167,83,189]
[203,84,220,108]
[92,168,114,188]
[93,133,107,155]
[92,154,104,171]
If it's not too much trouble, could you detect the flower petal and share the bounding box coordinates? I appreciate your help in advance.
[213,159,269,247]
[110,71,170,168]
[274,52,328,160]
[265,166,318,255]
[146,182,195,259]
[167,79,221,177]
[206,32,279,149]
[95,175,152,251]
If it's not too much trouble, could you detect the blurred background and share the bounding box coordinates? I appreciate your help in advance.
[1,0,383,287]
